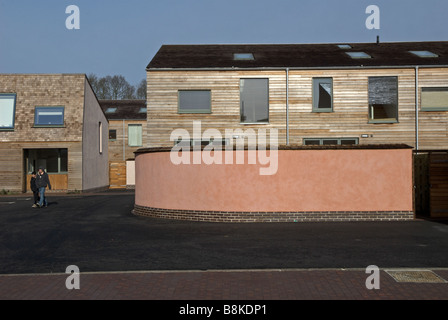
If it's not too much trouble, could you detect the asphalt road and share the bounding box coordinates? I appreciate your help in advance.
[0,193,447,274]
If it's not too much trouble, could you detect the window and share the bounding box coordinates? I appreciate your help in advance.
[240,78,269,124]
[109,130,117,140]
[346,52,371,59]
[368,77,398,123]
[128,124,143,147]
[34,107,64,126]
[338,44,352,49]
[0,93,17,130]
[26,149,68,174]
[313,78,333,112]
[139,107,147,114]
[99,122,103,154]
[178,90,211,114]
[303,138,359,146]
[234,53,255,61]
[421,87,448,111]
[410,51,438,58]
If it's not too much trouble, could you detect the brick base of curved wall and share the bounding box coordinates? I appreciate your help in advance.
[133,205,414,223]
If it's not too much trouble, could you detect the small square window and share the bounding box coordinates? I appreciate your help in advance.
[346,52,372,59]
[109,130,117,140]
[234,53,255,61]
[409,51,438,58]
[34,107,65,126]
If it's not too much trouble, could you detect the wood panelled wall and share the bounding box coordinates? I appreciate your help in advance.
[147,68,448,149]
[0,141,82,192]
[108,120,147,162]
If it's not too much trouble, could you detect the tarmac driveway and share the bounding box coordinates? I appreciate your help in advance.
[0,192,447,274]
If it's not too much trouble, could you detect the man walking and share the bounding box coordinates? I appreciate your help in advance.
[36,167,52,208]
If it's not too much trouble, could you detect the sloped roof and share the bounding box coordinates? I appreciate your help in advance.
[99,100,146,120]
[147,41,448,70]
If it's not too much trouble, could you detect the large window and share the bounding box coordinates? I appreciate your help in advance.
[26,149,68,174]
[303,138,359,146]
[421,87,448,111]
[178,90,211,114]
[0,93,17,130]
[313,78,333,112]
[128,124,143,147]
[240,78,269,124]
[34,106,65,126]
[368,77,398,123]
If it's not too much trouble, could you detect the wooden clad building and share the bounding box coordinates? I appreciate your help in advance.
[100,100,147,189]
[0,74,109,193]
[146,42,448,149]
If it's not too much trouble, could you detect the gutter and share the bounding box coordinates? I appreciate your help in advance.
[146,65,448,72]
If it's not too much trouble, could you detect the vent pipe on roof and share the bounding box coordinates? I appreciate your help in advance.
[376,36,380,44]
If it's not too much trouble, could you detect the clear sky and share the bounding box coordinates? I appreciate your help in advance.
[1,0,447,86]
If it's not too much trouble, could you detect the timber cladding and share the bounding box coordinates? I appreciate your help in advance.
[0,74,86,142]
[147,68,448,149]
[0,74,107,192]
[108,119,147,162]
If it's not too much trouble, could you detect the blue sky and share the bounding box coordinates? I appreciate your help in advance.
[0,0,447,86]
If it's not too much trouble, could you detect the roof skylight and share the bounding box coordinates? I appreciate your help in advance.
[105,107,117,113]
[233,53,255,61]
[346,52,372,59]
[338,44,352,49]
[409,50,439,58]
[139,107,147,113]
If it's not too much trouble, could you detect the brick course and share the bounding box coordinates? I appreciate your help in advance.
[133,205,414,223]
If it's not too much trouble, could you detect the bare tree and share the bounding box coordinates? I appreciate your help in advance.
[87,74,141,100]
[136,79,147,100]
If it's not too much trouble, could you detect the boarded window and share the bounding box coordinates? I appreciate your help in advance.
[240,78,269,123]
[421,87,448,111]
[178,90,211,113]
[369,77,398,123]
[0,94,17,129]
[313,78,333,112]
[128,124,143,147]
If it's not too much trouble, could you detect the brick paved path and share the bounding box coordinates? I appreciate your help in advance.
[1,269,447,300]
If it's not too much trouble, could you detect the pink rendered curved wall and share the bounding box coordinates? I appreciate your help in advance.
[135,149,413,213]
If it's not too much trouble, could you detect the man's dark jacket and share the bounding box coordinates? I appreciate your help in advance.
[35,172,52,190]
